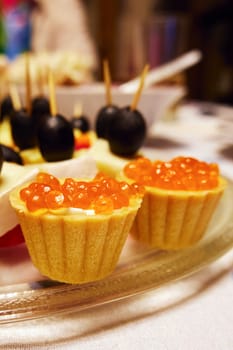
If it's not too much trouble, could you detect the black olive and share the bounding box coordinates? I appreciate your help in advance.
[71,115,90,133]
[37,114,75,162]
[108,106,147,157]
[31,96,50,127]
[0,95,14,122]
[10,108,37,150]
[95,105,119,139]
[0,146,3,174]
[0,144,23,165]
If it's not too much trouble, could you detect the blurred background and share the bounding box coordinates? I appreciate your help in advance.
[0,0,232,105]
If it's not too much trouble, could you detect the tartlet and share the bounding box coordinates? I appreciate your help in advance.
[121,156,226,250]
[10,172,143,284]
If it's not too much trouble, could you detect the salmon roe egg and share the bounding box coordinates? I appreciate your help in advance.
[36,172,61,190]
[124,156,220,190]
[20,172,144,213]
[91,196,114,214]
[45,190,67,209]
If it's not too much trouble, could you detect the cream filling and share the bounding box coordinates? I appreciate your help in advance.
[46,207,96,216]
[69,208,95,215]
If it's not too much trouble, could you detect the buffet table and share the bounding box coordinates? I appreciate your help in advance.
[0,101,233,349]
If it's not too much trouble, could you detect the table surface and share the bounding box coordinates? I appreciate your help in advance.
[0,101,233,350]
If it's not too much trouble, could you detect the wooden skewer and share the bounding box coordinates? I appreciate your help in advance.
[37,63,45,96]
[3,76,10,98]
[0,58,9,98]
[25,52,32,114]
[103,59,112,105]
[130,64,149,111]
[9,84,21,111]
[48,68,57,116]
[73,101,82,117]
[0,82,3,102]
[0,74,6,100]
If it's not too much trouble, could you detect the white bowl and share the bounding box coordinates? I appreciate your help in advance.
[55,84,186,128]
[19,83,186,128]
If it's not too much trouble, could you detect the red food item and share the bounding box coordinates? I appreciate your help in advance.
[75,133,91,150]
[20,172,144,213]
[124,156,220,190]
[0,225,25,248]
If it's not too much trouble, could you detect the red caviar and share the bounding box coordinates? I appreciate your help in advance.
[124,156,220,190]
[20,172,144,213]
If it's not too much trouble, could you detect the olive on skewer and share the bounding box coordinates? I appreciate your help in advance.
[31,95,50,126]
[107,65,149,157]
[37,69,74,162]
[107,106,147,157]
[9,84,37,150]
[70,102,90,133]
[31,63,50,126]
[95,60,119,139]
[9,54,38,150]
[0,143,23,165]
[0,95,14,122]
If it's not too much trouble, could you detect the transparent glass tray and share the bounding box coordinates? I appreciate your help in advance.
[0,178,232,325]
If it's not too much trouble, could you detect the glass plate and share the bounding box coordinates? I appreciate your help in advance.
[0,178,232,325]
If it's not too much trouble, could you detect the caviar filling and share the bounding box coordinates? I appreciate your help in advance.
[20,172,144,213]
[124,156,220,190]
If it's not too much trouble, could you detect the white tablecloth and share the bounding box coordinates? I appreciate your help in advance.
[0,101,233,349]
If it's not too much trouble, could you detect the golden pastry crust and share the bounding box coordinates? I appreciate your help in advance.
[122,174,226,250]
[10,182,142,283]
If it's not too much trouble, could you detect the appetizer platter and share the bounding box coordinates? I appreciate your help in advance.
[0,52,232,324]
